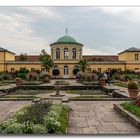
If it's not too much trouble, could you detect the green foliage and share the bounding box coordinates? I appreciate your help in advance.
[78,59,89,72]
[0,72,12,80]
[73,68,80,75]
[39,71,50,79]
[44,104,69,134]
[26,72,39,81]
[16,68,29,79]
[40,51,53,72]
[127,81,139,89]
[19,53,27,61]
[55,80,69,85]
[52,69,60,76]
[121,102,140,118]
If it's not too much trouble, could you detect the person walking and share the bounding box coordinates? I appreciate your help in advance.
[104,72,110,85]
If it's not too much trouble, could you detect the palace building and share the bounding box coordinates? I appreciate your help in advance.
[0,34,140,78]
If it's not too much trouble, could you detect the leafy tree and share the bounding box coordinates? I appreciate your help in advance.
[78,59,89,73]
[39,49,50,61]
[19,53,27,61]
[41,57,54,72]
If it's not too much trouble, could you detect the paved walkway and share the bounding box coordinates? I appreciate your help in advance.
[0,101,31,122]
[68,101,140,134]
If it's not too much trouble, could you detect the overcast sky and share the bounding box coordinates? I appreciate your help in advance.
[0,7,140,55]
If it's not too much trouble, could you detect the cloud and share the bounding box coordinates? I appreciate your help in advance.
[83,47,110,55]
[22,7,62,20]
[97,7,140,22]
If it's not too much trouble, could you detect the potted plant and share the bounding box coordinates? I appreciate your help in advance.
[99,77,105,87]
[127,80,139,99]
[15,77,22,86]
[39,71,50,83]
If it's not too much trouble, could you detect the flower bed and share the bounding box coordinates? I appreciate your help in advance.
[0,103,70,134]
[121,102,140,118]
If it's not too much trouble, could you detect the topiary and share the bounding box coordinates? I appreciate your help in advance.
[39,71,50,79]
[127,81,139,89]
[52,69,60,76]
[73,68,80,75]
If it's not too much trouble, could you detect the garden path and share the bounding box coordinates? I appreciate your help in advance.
[0,101,31,122]
[67,101,140,134]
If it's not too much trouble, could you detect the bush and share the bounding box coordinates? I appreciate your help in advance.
[44,104,69,134]
[52,69,60,76]
[73,68,79,75]
[26,72,39,81]
[0,72,12,80]
[39,71,50,79]
[127,81,139,89]
[16,68,29,79]
[32,124,47,134]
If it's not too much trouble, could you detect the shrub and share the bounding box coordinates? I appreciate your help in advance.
[32,124,47,134]
[52,69,60,76]
[39,71,50,79]
[127,81,139,89]
[44,104,69,134]
[16,68,29,79]
[0,72,12,80]
[26,72,39,81]
[73,68,80,75]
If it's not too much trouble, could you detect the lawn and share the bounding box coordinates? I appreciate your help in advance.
[121,102,140,118]
[0,103,70,134]
[66,89,105,95]
[71,95,111,99]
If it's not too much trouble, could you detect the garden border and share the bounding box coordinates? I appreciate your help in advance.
[114,104,140,129]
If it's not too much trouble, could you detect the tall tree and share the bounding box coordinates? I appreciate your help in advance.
[40,49,53,72]
[19,53,27,61]
[78,59,89,72]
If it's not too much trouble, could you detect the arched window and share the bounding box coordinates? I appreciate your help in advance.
[64,65,68,75]
[64,48,68,59]
[72,48,76,59]
[56,48,60,59]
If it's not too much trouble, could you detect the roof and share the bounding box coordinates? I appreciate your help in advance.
[50,35,83,46]
[15,55,40,61]
[83,55,118,61]
[0,47,15,54]
[118,47,140,54]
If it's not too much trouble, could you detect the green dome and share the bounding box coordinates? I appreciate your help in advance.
[50,35,83,46]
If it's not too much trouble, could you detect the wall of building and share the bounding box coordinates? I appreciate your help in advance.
[6,63,42,72]
[88,63,125,72]
[119,52,140,61]
[51,44,82,60]
[5,52,15,61]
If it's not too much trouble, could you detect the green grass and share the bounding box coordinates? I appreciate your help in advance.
[114,82,127,88]
[66,89,105,95]
[0,95,36,99]
[10,90,53,95]
[71,95,111,99]
[121,102,140,118]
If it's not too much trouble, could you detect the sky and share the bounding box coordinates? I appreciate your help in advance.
[0,7,140,55]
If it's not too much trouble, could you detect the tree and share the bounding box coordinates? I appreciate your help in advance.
[78,59,89,73]
[19,53,27,61]
[41,57,54,72]
[39,49,50,61]
[52,69,60,76]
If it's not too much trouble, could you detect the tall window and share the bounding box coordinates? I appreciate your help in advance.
[64,65,68,75]
[72,48,76,59]
[56,48,60,59]
[135,53,139,61]
[64,48,68,59]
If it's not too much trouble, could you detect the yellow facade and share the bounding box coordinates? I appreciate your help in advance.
[1,36,140,78]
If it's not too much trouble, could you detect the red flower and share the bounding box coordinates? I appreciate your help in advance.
[136,100,140,107]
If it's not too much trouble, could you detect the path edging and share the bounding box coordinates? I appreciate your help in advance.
[114,104,140,129]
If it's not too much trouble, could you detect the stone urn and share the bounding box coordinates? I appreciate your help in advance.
[127,81,139,99]
[99,79,105,87]
[15,78,22,86]
[43,76,50,83]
